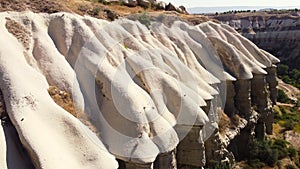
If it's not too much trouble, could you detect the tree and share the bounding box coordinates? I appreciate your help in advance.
[290,69,300,84]
[277,64,289,76]
[277,89,290,103]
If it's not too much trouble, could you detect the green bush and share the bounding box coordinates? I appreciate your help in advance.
[249,140,279,166]
[288,147,297,158]
[283,119,296,130]
[248,139,291,167]
[274,109,281,122]
[277,64,289,76]
[277,105,300,131]
[297,98,300,107]
[245,159,266,169]
[138,13,151,29]
[277,64,300,90]
[206,162,231,169]
[214,163,230,169]
[92,7,101,16]
[277,89,290,103]
[280,106,288,115]
[272,139,289,159]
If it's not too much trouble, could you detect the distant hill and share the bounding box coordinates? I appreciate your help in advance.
[188,6,300,14]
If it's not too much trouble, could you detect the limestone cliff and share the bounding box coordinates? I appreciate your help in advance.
[0,11,279,169]
[215,12,300,69]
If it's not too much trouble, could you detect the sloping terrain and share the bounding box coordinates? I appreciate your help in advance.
[0,9,279,169]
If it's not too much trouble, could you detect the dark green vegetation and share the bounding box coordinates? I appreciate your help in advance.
[277,64,300,89]
[137,13,151,29]
[274,104,300,133]
[276,64,300,133]
[206,163,230,169]
[277,89,292,103]
[246,139,300,168]
[240,64,300,168]
[217,8,299,15]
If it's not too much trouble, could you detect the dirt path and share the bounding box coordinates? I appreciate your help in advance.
[277,78,300,102]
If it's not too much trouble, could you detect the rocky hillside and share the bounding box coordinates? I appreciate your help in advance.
[214,12,300,69]
[0,10,280,169]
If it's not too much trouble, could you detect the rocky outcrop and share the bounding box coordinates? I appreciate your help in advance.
[165,3,176,11]
[215,13,300,69]
[137,0,151,8]
[0,11,279,169]
[153,1,166,10]
[123,0,138,7]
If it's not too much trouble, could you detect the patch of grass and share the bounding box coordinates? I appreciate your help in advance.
[293,124,300,133]
[275,105,300,133]
[277,64,300,90]
[48,86,78,117]
[138,12,151,29]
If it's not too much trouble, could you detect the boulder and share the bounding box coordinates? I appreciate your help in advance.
[137,0,150,8]
[165,3,176,11]
[154,1,166,10]
[179,5,188,14]
[123,0,138,7]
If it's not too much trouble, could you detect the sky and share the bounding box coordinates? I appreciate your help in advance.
[167,0,300,8]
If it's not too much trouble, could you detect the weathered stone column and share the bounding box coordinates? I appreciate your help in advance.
[266,66,278,105]
[227,123,255,160]
[224,80,237,117]
[251,73,274,139]
[251,74,267,139]
[118,160,153,169]
[251,74,268,112]
[176,125,206,169]
[154,150,177,169]
[204,129,223,165]
[233,79,251,117]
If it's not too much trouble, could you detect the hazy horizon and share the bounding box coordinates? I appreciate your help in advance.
[168,0,300,8]
[187,6,300,14]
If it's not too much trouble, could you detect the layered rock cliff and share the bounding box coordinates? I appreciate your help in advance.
[215,12,300,69]
[0,11,279,169]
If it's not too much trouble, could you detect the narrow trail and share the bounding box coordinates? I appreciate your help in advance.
[278,78,300,102]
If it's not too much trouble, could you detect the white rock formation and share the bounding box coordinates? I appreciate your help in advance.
[216,14,300,68]
[0,11,279,169]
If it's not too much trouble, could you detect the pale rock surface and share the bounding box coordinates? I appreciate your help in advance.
[216,14,300,68]
[0,11,279,169]
[0,12,118,169]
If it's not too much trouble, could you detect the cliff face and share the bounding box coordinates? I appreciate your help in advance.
[0,11,279,169]
[215,13,300,69]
